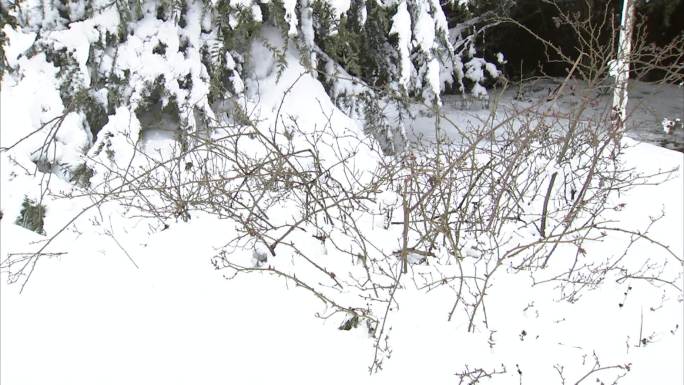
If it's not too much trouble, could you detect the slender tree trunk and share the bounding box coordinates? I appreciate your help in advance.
[611,0,636,135]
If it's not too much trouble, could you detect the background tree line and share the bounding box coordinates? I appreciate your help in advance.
[445,0,683,81]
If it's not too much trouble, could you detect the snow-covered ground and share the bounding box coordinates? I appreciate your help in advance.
[407,78,684,153]
[1,138,682,384]
[1,20,683,385]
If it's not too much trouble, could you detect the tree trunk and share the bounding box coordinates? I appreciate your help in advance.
[611,0,636,135]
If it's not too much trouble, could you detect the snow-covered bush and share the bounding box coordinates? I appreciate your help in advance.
[0,0,499,163]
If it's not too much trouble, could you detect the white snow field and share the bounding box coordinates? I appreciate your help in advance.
[1,140,681,385]
[1,17,683,385]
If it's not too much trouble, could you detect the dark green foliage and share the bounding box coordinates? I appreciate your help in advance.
[360,91,398,154]
[201,43,229,104]
[136,75,176,116]
[179,37,190,55]
[178,1,188,28]
[70,163,95,188]
[200,0,264,104]
[156,4,168,20]
[0,1,19,80]
[363,0,395,87]
[57,0,71,22]
[178,72,193,90]
[44,47,83,106]
[156,0,187,24]
[442,0,472,28]
[135,75,181,139]
[106,70,131,114]
[42,46,112,141]
[153,41,168,55]
[114,0,143,42]
[451,0,683,80]
[313,0,394,87]
[264,0,289,38]
[92,131,116,159]
[216,0,262,53]
[82,94,109,141]
[15,197,46,235]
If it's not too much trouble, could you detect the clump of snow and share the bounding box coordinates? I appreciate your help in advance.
[283,0,299,36]
[662,118,681,135]
[413,4,436,53]
[390,1,412,90]
[496,52,506,64]
[299,0,317,66]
